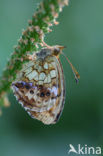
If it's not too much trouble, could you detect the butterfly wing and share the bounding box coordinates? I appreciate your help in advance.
[27,57,65,125]
[12,54,65,124]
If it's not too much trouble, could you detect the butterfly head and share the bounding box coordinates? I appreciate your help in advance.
[52,45,65,56]
[35,45,65,59]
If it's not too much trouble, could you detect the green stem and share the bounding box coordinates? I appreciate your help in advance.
[0,0,69,106]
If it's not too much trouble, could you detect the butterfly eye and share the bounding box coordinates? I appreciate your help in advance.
[53,48,60,56]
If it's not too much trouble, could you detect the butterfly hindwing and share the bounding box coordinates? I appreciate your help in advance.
[12,48,65,124]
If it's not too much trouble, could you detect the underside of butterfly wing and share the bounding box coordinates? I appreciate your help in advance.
[12,50,65,124]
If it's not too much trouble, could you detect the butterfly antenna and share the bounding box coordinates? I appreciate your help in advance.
[61,52,80,83]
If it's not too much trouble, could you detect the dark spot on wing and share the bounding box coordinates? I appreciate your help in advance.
[51,93,61,99]
[25,83,31,89]
[46,91,50,96]
[30,90,34,94]
[13,82,24,88]
[38,85,43,89]
[12,81,34,90]
[40,92,45,97]
[21,90,24,93]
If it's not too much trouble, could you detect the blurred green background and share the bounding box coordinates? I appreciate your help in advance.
[0,0,103,156]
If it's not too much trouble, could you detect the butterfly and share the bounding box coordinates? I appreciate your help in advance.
[12,44,80,125]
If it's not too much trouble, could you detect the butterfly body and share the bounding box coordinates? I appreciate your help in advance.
[12,47,65,124]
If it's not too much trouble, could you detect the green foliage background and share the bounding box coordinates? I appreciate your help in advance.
[0,0,103,156]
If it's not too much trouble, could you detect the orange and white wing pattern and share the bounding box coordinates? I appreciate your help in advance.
[12,47,65,124]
